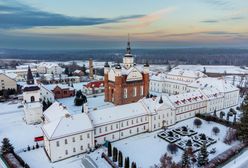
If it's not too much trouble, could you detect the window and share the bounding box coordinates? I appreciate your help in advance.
[124,88,128,98]
[111,125,113,130]
[137,127,139,133]
[140,86,143,96]
[56,141,59,147]
[112,134,115,139]
[99,128,102,133]
[144,126,146,130]
[127,121,129,126]
[30,96,35,102]
[65,139,67,144]
[87,133,90,138]
[65,150,68,155]
[116,124,118,129]
[88,143,90,148]
[81,146,83,151]
[105,126,107,132]
[129,129,132,134]
[80,135,83,140]
[133,87,137,97]
[73,148,76,153]
[72,137,75,142]
[121,132,123,136]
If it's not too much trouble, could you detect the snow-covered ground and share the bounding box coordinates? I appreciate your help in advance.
[0,100,42,151]
[223,149,248,168]
[112,117,239,167]
[19,148,110,168]
[57,95,114,114]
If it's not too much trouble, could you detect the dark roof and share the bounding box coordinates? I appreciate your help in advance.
[104,62,110,67]
[27,66,34,85]
[115,63,122,69]
[23,85,40,92]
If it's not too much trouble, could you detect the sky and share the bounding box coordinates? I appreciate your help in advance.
[0,0,248,49]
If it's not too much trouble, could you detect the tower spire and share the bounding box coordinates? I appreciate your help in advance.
[27,66,34,85]
[126,33,131,54]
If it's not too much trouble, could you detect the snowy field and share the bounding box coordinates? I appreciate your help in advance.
[112,117,239,168]
[0,100,42,151]
[223,149,248,168]
[19,148,110,168]
[57,95,114,114]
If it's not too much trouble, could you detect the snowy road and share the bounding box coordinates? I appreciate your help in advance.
[223,150,248,168]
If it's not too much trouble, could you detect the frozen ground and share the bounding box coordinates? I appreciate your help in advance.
[113,117,239,168]
[57,95,114,114]
[19,148,110,168]
[0,100,42,151]
[223,149,248,168]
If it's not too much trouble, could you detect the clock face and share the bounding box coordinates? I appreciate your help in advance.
[126,68,142,81]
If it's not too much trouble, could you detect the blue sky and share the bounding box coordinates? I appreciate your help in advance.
[0,0,248,49]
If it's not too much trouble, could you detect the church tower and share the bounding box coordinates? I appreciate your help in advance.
[104,36,150,105]
[123,35,134,69]
[23,67,43,124]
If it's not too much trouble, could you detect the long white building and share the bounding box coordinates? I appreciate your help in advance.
[41,79,239,162]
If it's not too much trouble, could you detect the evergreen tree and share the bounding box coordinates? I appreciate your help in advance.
[124,157,130,168]
[181,150,190,168]
[159,96,163,104]
[1,138,14,154]
[118,151,123,167]
[82,64,86,75]
[131,162,137,168]
[81,105,84,113]
[197,142,208,166]
[213,109,217,117]
[113,147,118,162]
[237,101,248,142]
[107,142,112,157]
[64,67,69,75]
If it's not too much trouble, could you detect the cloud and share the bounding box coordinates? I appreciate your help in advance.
[99,7,175,30]
[201,16,245,24]
[203,0,234,10]
[0,1,144,29]
[160,31,247,38]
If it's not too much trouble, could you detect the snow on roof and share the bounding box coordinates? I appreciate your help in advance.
[84,81,104,88]
[43,101,70,122]
[38,62,60,68]
[89,102,148,126]
[141,96,175,112]
[168,91,207,107]
[200,88,224,100]
[0,73,17,81]
[42,113,93,140]
[168,68,206,78]
[42,84,74,91]
[175,65,248,74]
[150,72,191,85]
[188,77,238,93]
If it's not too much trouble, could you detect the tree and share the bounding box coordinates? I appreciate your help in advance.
[159,153,179,168]
[64,67,69,75]
[212,127,220,135]
[193,119,202,128]
[36,143,39,149]
[118,151,123,167]
[159,96,163,104]
[167,143,178,154]
[181,150,190,168]
[220,111,225,119]
[113,147,118,162]
[213,109,217,117]
[74,90,87,106]
[131,162,137,168]
[197,142,208,167]
[1,138,14,154]
[82,64,86,75]
[124,157,130,168]
[237,101,248,142]
[108,142,112,157]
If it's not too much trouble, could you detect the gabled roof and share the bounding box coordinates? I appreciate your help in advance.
[84,81,104,88]
[43,101,70,122]
[42,113,93,140]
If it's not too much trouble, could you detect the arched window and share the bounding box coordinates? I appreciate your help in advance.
[31,96,35,102]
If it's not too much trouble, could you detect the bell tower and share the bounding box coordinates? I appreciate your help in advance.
[23,67,43,124]
[123,34,134,69]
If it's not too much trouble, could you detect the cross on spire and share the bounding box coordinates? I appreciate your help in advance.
[126,34,131,54]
